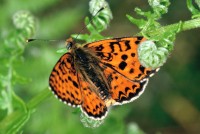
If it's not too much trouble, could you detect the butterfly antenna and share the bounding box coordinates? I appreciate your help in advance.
[26,7,106,43]
[26,38,64,43]
[74,7,105,40]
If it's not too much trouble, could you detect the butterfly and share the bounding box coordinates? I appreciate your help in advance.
[49,36,159,120]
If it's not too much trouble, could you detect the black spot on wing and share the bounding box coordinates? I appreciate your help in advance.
[118,61,127,70]
[95,44,104,51]
[125,87,130,92]
[96,52,113,61]
[121,54,128,60]
[137,36,144,40]
[135,40,141,45]
[68,76,72,81]
[124,40,131,51]
[131,53,135,57]
[73,81,79,88]
[75,90,79,95]
[109,42,122,52]
[139,65,145,73]
[129,68,134,74]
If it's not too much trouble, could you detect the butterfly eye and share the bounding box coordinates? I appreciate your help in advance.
[66,42,73,50]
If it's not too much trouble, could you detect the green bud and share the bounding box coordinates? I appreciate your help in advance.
[13,11,35,29]
[80,113,104,128]
[138,40,169,69]
[89,0,113,32]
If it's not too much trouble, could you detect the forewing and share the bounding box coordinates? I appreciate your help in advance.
[84,37,158,81]
[49,53,82,107]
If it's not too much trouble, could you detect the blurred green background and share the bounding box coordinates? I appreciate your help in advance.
[1,0,200,134]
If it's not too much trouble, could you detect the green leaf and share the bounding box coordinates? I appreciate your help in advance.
[187,0,200,18]
[126,14,146,29]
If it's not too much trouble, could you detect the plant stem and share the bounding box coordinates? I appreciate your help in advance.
[182,17,200,31]
[27,88,52,110]
[6,58,14,114]
[0,88,51,133]
[147,17,200,37]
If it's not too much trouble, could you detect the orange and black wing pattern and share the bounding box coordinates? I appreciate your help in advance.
[49,53,107,119]
[77,72,107,120]
[84,37,158,81]
[98,62,149,106]
[49,36,159,120]
[49,53,82,107]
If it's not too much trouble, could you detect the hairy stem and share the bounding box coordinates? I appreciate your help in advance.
[182,18,200,31]
[148,17,200,36]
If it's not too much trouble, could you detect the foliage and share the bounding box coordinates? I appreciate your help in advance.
[0,10,36,133]
[0,0,200,133]
[72,0,113,43]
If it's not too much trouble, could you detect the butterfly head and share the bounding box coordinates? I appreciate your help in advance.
[65,37,75,50]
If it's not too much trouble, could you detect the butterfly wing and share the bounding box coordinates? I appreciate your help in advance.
[49,53,82,107]
[77,72,107,120]
[84,37,158,81]
[98,63,148,106]
[49,37,158,119]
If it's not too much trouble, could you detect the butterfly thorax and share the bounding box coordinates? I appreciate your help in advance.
[74,48,111,100]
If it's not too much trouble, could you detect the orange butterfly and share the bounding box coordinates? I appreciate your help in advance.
[49,37,159,120]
